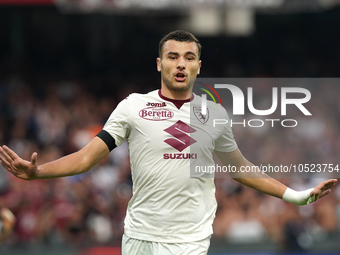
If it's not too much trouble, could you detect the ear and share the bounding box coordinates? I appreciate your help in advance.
[197,60,202,75]
[156,58,161,72]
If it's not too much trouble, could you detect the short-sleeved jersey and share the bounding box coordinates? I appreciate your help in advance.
[103,90,237,243]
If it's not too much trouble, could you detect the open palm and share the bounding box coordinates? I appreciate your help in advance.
[0,145,38,180]
[309,179,337,204]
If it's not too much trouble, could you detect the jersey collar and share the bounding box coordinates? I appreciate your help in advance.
[158,90,194,109]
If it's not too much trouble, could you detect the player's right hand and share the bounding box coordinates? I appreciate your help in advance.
[0,145,38,180]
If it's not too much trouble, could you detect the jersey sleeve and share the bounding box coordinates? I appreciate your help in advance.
[214,107,238,152]
[102,96,132,148]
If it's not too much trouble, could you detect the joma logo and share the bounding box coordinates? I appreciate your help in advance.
[146,102,166,107]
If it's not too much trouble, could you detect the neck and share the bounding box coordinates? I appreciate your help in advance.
[160,85,192,100]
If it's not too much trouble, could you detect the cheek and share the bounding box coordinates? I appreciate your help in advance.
[161,64,172,74]
[190,66,200,76]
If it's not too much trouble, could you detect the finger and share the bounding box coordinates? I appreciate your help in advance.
[322,179,337,186]
[0,160,17,176]
[318,190,331,200]
[2,146,19,161]
[314,179,337,194]
[0,154,11,169]
[0,147,13,163]
[320,181,337,192]
[31,152,37,166]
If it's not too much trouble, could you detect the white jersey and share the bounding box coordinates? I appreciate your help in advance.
[102,89,237,243]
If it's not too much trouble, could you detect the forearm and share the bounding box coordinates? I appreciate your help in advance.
[0,137,110,181]
[231,160,287,199]
[231,161,317,205]
[214,149,287,198]
[37,137,109,179]
[37,151,90,179]
[232,161,321,205]
[214,149,336,205]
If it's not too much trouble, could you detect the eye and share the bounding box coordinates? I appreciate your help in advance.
[168,55,177,60]
[187,56,195,61]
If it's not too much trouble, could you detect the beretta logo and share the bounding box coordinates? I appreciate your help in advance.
[139,107,174,121]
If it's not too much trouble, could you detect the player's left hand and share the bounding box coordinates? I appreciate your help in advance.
[309,179,337,203]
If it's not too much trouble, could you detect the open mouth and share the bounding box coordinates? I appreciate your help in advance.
[175,72,186,82]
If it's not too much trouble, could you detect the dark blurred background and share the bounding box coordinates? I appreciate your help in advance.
[1,1,340,254]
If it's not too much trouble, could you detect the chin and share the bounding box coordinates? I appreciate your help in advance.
[173,83,191,92]
[163,77,191,92]
[174,79,192,89]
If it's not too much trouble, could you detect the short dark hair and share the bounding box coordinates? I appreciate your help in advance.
[158,30,202,58]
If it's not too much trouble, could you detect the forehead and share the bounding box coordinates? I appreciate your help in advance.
[162,40,199,57]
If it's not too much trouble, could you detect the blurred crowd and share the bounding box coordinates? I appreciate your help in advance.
[0,76,340,252]
[0,80,134,248]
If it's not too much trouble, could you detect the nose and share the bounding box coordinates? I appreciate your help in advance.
[177,57,185,70]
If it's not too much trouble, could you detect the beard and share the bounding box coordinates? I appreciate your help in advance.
[161,74,193,93]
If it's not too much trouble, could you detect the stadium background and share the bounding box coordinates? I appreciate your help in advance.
[1,0,340,254]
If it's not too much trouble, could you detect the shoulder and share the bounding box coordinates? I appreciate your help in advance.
[124,90,159,101]
[192,93,226,112]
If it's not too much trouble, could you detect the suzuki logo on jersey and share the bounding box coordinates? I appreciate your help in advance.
[163,153,197,159]
[163,121,197,160]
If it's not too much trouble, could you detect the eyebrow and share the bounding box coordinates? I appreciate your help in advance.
[167,51,197,57]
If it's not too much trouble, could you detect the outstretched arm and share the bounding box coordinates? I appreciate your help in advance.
[214,149,337,205]
[0,136,110,180]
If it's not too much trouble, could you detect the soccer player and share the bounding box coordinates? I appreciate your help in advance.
[0,207,16,242]
[0,30,337,255]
